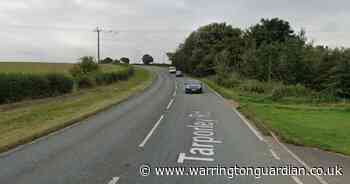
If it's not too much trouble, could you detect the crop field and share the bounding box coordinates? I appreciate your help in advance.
[0,62,73,74]
[0,65,153,153]
[0,62,125,74]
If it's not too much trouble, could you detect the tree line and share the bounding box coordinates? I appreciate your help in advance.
[167,18,350,98]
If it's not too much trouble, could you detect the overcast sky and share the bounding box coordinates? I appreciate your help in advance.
[0,0,349,63]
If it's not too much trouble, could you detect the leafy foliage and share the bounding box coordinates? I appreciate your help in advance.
[101,57,114,64]
[168,18,350,99]
[113,59,120,64]
[120,57,130,64]
[142,54,154,65]
[0,73,74,104]
[69,56,99,78]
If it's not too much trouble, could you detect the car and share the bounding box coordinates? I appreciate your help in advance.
[184,80,203,94]
[168,66,176,73]
[175,70,183,77]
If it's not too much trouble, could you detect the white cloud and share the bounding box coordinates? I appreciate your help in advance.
[0,0,349,63]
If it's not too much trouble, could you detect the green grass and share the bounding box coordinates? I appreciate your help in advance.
[0,67,154,153]
[242,103,350,154]
[203,78,350,155]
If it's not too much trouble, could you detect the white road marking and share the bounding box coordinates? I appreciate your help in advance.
[270,132,329,184]
[205,82,328,184]
[173,90,176,97]
[166,99,174,110]
[206,85,225,100]
[206,85,265,142]
[108,177,120,184]
[232,108,265,142]
[269,149,280,160]
[177,152,214,163]
[139,115,165,147]
[213,90,225,100]
[291,176,303,184]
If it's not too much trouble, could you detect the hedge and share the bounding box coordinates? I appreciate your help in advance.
[81,66,134,87]
[0,73,74,104]
[0,66,135,104]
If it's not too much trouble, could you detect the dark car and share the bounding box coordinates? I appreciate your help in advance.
[184,80,203,94]
[175,70,183,77]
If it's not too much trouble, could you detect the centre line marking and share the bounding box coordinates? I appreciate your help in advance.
[269,149,280,160]
[108,177,120,184]
[167,99,174,110]
[139,115,165,147]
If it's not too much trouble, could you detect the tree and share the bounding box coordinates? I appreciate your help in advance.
[120,57,130,64]
[327,49,350,97]
[69,56,99,77]
[113,59,120,64]
[246,18,296,47]
[168,18,350,98]
[168,23,243,76]
[100,57,113,64]
[142,54,153,65]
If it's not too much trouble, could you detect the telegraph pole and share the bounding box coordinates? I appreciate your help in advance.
[94,26,102,63]
[94,27,119,63]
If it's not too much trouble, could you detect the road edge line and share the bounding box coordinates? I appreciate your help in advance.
[205,84,265,142]
[206,82,329,184]
[270,132,329,184]
[270,149,281,160]
[291,176,304,184]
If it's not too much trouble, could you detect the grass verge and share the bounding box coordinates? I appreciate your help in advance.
[0,67,155,153]
[203,78,350,155]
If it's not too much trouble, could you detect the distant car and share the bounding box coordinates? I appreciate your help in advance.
[184,80,203,94]
[168,66,176,73]
[175,70,183,77]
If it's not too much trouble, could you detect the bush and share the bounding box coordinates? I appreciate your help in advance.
[120,57,130,64]
[271,84,311,101]
[77,75,96,88]
[46,73,74,95]
[100,57,114,64]
[239,80,271,94]
[215,73,241,88]
[69,56,99,77]
[94,67,134,85]
[312,88,338,103]
[0,73,74,104]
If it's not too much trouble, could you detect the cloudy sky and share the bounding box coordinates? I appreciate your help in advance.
[0,0,349,63]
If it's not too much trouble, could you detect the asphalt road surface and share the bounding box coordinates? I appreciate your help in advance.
[0,67,328,184]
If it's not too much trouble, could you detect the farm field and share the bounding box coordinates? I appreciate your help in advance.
[0,62,154,153]
[0,62,125,74]
[0,62,73,74]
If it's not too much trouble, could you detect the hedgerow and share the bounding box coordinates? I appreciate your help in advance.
[0,73,74,104]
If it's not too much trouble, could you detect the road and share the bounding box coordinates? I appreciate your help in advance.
[0,67,327,184]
